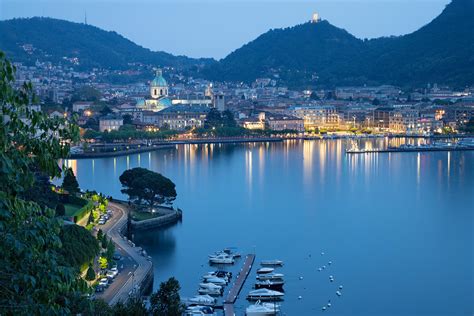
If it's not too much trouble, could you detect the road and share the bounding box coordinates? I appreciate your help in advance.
[94,202,153,305]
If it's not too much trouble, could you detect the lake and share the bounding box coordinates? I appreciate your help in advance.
[66,139,474,315]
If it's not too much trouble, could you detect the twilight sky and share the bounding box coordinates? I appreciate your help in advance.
[0,0,449,59]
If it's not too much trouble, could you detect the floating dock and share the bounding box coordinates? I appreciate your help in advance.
[223,254,256,316]
[346,147,474,154]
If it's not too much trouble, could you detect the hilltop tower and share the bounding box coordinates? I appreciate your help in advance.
[311,12,321,23]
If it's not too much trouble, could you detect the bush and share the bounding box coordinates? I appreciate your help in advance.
[58,225,100,269]
[85,264,96,281]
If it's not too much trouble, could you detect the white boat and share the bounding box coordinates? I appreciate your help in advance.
[256,273,284,281]
[260,260,283,266]
[203,277,227,285]
[202,274,229,281]
[198,287,221,296]
[189,294,216,306]
[186,305,215,315]
[257,267,274,274]
[246,300,280,315]
[255,279,284,289]
[247,289,284,301]
[204,270,232,279]
[199,283,222,291]
[209,254,234,264]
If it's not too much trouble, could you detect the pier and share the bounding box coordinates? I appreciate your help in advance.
[346,147,474,154]
[223,254,256,316]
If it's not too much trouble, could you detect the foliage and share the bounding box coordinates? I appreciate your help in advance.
[0,50,88,314]
[119,168,177,208]
[85,264,96,281]
[0,17,212,71]
[105,240,115,263]
[462,118,474,134]
[56,203,66,216]
[62,167,80,194]
[112,296,148,316]
[150,277,185,316]
[204,0,474,88]
[58,224,100,269]
[97,229,104,242]
[98,257,108,270]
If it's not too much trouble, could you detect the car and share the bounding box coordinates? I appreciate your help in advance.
[95,286,104,293]
[98,220,105,225]
[109,267,118,276]
[112,253,122,261]
[99,278,108,287]
[107,269,118,279]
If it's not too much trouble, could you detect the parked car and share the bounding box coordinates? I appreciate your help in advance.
[98,220,105,225]
[107,268,118,279]
[95,285,104,293]
[99,278,108,287]
[113,253,122,261]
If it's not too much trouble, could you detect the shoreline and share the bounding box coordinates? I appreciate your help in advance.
[69,134,472,159]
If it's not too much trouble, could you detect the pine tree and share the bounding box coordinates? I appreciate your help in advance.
[62,168,80,194]
[85,264,96,281]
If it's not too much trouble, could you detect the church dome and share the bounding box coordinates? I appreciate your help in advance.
[151,69,167,87]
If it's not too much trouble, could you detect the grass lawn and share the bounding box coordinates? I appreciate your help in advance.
[64,203,83,216]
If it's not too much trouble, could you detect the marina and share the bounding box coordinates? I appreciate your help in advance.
[223,254,256,315]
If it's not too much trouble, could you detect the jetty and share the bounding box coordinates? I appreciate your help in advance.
[346,147,474,154]
[223,254,256,316]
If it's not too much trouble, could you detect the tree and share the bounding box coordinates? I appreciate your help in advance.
[62,167,80,194]
[204,108,223,129]
[87,209,94,224]
[97,229,104,242]
[102,235,108,249]
[58,224,100,268]
[85,264,96,281]
[99,257,108,270]
[0,51,88,314]
[119,168,177,208]
[150,277,185,316]
[123,114,133,125]
[112,296,148,316]
[56,203,66,216]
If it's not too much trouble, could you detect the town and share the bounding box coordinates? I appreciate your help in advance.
[15,59,474,151]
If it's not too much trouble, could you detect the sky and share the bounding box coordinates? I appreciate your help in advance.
[0,0,449,59]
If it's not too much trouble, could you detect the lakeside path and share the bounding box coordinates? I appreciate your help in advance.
[97,202,153,305]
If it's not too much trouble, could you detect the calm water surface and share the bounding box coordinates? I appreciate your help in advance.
[67,139,474,316]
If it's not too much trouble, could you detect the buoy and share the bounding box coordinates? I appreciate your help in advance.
[298,296,303,300]
[330,279,334,282]
[328,261,332,265]
[339,285,343,290]
[322,306,327,311]
[299,276,303,280]
[322,265,326,269]
[327,303,332,307]
[318,268,322,271]
[329,275,334,279]
[336,291,342,296]
[321,252,325,256]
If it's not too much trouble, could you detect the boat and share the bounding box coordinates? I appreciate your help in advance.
[209,254,234,264]
[256,273,284,281]
[202,277,227,285]
[247,289,284,301]
[188,294,216,306]
[185,305,215,315]
[204,270,232,279]
[255,279,284,289]
[256,267,274,274]
[260,260,283,266]
[202,274,229,281]
[199,283,222,291]
[198,287,222,296]
[246,300,280,315]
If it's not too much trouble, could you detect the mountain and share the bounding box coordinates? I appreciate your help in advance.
[0,17,214,70]
[203,0,474,88]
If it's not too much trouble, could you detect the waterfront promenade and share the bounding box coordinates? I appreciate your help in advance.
[98,202,153,305]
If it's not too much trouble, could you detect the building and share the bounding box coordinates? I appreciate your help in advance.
[138,69,172,112]
[72,101,93,112]
[266,113,304,132]
[155,105,210,130]
[290,106,339,130]
[373,107,394,130]
[389,109,419,132]
[99,115,123,132]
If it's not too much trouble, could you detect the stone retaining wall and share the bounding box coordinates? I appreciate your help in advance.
[130,209,182,231]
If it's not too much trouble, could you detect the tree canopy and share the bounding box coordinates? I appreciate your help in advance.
[119,168,177,208]
[0,51,90,314]
[149,277,185,316]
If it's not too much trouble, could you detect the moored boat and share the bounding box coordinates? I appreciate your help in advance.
[209,254,234,264]
[256,273,284,281]
[188,294,216,306]
[247,289,284,301]
[256,267,274,274]
[260,260,283,266]
[255,279,284,289]
[246,300,280,315]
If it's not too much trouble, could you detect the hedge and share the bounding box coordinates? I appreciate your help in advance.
[73,201,95,223]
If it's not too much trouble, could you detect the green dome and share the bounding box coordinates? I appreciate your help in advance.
[151,69,167,87]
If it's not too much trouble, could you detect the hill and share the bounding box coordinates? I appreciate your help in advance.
[203,0,474,88]
[0,17,214,70]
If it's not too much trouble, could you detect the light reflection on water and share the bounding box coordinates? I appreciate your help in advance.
[66,139,473,315]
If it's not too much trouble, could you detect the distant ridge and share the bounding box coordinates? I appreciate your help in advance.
[203,0,474,88]
[0,17,214,70]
